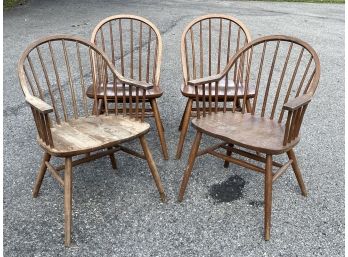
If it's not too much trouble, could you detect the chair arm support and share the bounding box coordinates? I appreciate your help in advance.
[119,77,154,90]
[187,74,222,86]
[283,94,312,111]
[25,96,53,114]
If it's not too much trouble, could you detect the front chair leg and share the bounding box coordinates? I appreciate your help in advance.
[150,99,169,160]
[33,152,51,197]
[178,131,202,202]
[178,99,190,131]
[264,154,273,240]
[287,149,307,196]
[139,135,166,202]
[64,157,73,246]
[176,98,193,159]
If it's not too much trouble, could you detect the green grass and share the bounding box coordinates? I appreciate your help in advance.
[3,0,344,8]
[4,0,26,9]
[251,0,344,3]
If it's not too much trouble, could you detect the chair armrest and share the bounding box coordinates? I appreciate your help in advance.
[119,77,154,90]
[25,96,53,114]
[187,74,222,86]
[283,94,312,111]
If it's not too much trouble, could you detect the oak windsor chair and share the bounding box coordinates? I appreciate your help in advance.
[18,35,166,246]
[178,35,320,240]
[176,14,254,159]
[86,15,169,160]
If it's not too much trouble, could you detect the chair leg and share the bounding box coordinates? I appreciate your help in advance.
[100,99,106,114]
[93,99,101,115]
[139,135,166,202]
[264,154,273,241]
[287,149,307,196]
[33,152,51,198]
[175,98,193,159]
[246,99,252,113]
[223,144,234,168]
[64,157,73,246]
[178,99,190,131]
[178,131,202,202]
[150,99,169,160]
[107,147,117,169]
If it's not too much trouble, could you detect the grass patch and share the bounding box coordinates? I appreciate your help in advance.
[251,0,344,3]
[4,0,26,9]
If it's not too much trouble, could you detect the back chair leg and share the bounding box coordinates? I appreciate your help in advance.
[176,98,193,159]
[139,135,166,202]
[178,131,202,202]
[246,99,252,113]
[150,99,169,160]
[287,149,307,196]
[223,144,234,168]
[264,154,273,240]
[107,147,117,169]
[178,99,190,131]
[33,152,51,198]
[64,157,73,247]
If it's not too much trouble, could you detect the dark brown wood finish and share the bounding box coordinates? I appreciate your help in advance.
[89,15,168,160]
[18,35,166,246]
[176,14,253,159]
[178,35,320,240]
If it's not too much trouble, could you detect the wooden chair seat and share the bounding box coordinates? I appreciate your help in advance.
[192,112,299,154]
[181,79,255,99]
[86,83,163,99]
[39,115,150,157]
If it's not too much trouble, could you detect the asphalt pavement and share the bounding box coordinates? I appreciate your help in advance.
[3,0,344,256]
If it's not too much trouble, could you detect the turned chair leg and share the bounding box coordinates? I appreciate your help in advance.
[287,149,307,196]
[150,99,169,160]
[178,99,190,131]
[64,157,73,246]
[178,131,202,202]
[107,147,117,169]
[176,98,193,159]
[139,135,166,202]
[33,152,51,198]
[264,154,273,240]
[223,144,234,168]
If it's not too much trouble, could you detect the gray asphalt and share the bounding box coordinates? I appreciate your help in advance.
[3,0,344,256]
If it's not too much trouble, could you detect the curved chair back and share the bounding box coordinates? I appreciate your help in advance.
[181,14,252,85]
[91,14,162,87]
[192,35,320,145]
[18,35,149,146]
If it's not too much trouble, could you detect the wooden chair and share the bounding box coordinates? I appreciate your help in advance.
[17,35,166,246]
[178,35,320,240]
[176,14,253,159]
[86,14,169,160]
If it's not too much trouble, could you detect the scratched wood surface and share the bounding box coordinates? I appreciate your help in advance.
[39,115,149,156]
[192,112,299,154]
